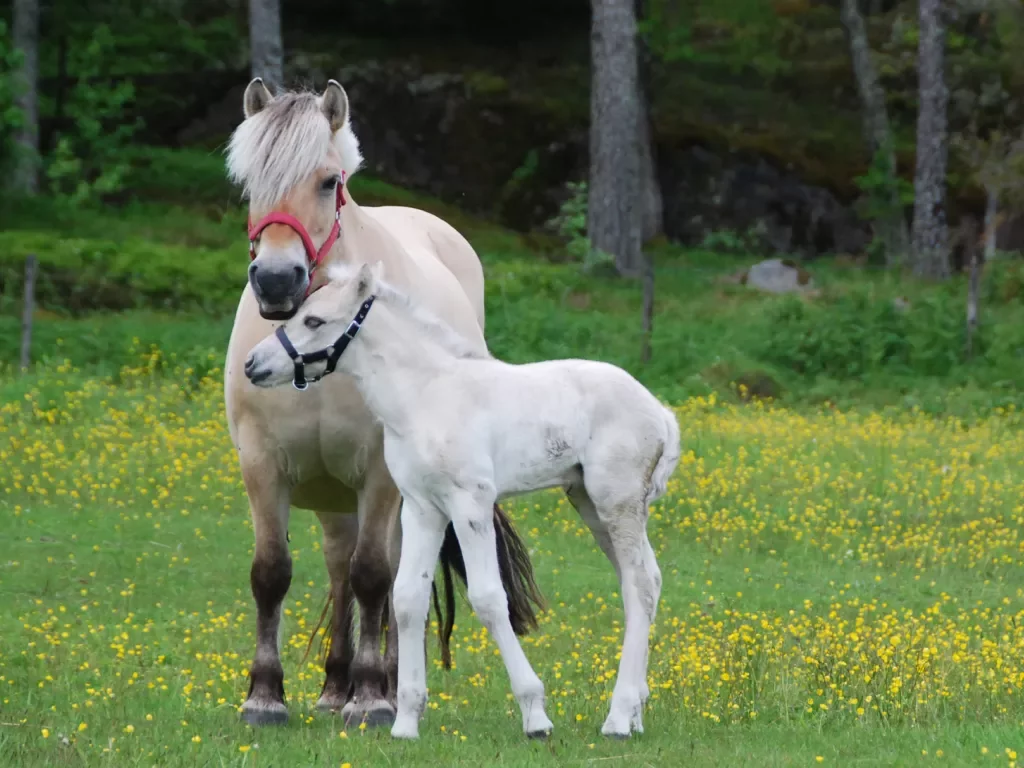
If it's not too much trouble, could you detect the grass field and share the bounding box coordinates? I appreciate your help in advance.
[2,356,1024,767]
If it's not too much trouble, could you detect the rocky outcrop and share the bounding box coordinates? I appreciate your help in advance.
[180,57,873,257]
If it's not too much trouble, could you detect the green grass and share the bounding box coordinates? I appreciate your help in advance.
[2,363,1024,766]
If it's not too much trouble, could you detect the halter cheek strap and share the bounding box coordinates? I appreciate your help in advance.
[275,296,375,391]
[247,172,347,297]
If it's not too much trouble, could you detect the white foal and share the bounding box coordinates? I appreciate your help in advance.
[244,263,680,739]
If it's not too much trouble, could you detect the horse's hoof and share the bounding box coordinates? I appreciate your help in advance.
[342,699,396,729]
[240,701,289,726]
[315,695,346,713]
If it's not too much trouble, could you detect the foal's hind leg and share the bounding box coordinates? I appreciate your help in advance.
[572,479,661,738]
[315,512,358,712]
[449,491,553,738]
[239,454,292,726]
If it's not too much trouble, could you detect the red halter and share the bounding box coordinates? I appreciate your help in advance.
[247,172,347,296]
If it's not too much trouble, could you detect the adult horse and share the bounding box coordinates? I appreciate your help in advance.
[223,77,543,727]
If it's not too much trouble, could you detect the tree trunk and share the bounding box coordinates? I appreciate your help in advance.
[640,248,655,364]
[635,0,663,243]
[964,216,981,360]
[839,0,909,267]
[12,0,40,195]
[983,185,998,261]
[249,0,284,91]
[911,0,951,280]
[589,0,644,277]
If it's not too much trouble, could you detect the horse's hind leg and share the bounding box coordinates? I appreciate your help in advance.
[449,490,553,739]
[239,454,292,726]
[315,511,358,712]
[343,456,402,728]
[575,476,661,738]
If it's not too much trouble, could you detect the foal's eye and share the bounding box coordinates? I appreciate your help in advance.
[320,176,339,193]
[304,316,325,330]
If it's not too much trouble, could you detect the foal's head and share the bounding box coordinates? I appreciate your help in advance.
[228,78,363,320]
[244,263,382,389]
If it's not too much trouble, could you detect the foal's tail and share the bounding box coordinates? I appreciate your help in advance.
[435,504,546,661]
[649,406,682,504]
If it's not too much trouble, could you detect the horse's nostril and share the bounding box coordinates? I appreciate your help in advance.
[248,263,258,277]
[293,265,305,280]
[244,356,255,373]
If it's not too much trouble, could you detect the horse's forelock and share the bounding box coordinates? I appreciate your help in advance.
[227,90,363,209]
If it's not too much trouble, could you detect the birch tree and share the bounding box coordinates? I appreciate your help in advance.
[839,0,909,266]
[12,0,39,194]
[249,0,283,91]
[911,0,951,279]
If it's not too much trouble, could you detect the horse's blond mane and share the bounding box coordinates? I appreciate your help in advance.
[326,264,490,362]
[226,90,363,209]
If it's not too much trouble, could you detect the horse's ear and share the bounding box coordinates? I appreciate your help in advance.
[243,78,272,118]
[321,80,349,133]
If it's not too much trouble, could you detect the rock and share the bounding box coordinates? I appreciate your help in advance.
[744,258,817,295]
[172,59,871,258]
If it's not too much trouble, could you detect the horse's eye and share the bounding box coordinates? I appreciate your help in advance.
[320,176,339,193]
[304,316,325,330]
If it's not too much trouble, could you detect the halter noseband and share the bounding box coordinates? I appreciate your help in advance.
[247,171,347,297]
[274,296,375,391]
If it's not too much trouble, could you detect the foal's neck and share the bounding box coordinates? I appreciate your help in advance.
[341,300,456,429]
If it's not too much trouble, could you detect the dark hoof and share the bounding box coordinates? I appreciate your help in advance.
[527,729,552,740]
[316,697,346,714]
[240,703,289,726]
[342,699,396,729]
[604,732,631,741]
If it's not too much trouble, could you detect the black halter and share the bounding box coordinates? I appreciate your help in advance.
[274,296,375,391]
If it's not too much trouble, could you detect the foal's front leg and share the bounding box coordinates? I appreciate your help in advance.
[391,498,448,739]
[449,492,553,739]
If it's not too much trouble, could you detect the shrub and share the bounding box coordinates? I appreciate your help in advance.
[761,288,967,379]
[0,231,244,313]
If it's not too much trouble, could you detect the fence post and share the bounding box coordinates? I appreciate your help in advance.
[20,254,37,373]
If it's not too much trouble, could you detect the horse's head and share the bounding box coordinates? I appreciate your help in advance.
[228,78,363,320]
[245,262,382,390]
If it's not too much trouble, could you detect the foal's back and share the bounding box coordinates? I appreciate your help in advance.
[426,357,675,499]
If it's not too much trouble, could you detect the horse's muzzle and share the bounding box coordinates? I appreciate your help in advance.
[250,263,307,317]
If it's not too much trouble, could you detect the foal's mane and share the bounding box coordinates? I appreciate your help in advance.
[226,89,364,209]
[327,265,491,362]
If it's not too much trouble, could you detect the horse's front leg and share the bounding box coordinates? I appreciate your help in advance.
[239,452,292,726]
[342,455,402,727]
[315,511,359,712]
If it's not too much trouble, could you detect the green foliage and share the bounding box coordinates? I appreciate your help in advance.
[0,21,24,178]
[0,231,243,314]
[852,144,913,264]
[761,288,972,379]
[45,26,141,206]
[545,181,616,274]
[699,226,765,256]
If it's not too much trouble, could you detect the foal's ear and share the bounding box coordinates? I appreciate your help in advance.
[243,78,273,118]
[321,80,349,133]
[355,262,375,296]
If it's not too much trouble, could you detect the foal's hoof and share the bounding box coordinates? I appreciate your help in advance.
[342,699,396,729]
[240,701,289,727]
[526,729,553,741]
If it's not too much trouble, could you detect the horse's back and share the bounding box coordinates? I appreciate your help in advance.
[363,205,485,326]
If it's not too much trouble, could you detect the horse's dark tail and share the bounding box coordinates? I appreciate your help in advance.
[437,503,545,646]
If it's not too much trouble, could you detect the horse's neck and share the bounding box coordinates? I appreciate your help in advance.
[342,302,454,429]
